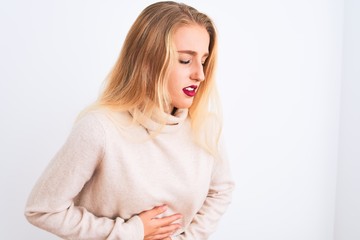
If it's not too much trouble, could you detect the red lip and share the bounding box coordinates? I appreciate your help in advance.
[182,85,198,97]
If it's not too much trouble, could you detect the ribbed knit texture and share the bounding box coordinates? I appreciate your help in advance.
[25,108,234,240]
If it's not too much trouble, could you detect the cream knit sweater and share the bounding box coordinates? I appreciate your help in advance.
[25,108,234,240]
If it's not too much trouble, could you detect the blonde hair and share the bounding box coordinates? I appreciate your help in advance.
[87,1,222,156]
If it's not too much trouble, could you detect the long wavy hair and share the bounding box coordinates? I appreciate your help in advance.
[87,1,223,156]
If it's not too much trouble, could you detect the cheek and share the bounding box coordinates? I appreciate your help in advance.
[168,72,182,93]
[168,81,180,100]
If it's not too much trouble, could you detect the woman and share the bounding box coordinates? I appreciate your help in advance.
[25,1,234,239]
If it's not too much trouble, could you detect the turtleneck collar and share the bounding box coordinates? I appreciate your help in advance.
[130,107,188,133]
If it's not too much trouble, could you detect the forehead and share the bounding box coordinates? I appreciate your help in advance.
[173,24,210,54]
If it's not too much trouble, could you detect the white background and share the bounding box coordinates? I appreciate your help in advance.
[1,0,359,239]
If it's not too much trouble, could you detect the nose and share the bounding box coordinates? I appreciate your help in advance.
[190,61,205,82]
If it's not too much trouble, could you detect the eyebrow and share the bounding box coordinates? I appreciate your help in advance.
[178,50,209,58]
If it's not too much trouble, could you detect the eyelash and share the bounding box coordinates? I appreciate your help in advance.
[179,60,191,64]
[179,60,206,65]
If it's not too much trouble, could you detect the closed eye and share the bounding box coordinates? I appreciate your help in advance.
[179,60,191,64]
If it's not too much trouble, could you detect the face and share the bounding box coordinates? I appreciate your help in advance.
[167,24,210,110]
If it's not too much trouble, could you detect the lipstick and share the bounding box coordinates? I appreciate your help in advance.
[182,85,198,97]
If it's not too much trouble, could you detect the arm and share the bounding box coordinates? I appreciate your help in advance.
[24,113,143,240]
[173,145,235,240]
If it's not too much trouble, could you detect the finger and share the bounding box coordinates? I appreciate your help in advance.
[155,213,182,227]
[150,205,168,217]
[141,205,168,219]
[149,231,175,240]
[146,223,181,239]
[156,223,181,234]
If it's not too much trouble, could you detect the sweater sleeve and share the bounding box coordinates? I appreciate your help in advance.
[24,113,144,240]
[173,144,235,240]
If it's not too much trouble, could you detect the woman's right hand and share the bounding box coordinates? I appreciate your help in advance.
[139,205,182,240]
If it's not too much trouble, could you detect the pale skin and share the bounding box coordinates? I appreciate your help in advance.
[139,24,210,240]
[168,24,209,110]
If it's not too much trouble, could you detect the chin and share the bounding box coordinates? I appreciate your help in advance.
[173,101,193,109]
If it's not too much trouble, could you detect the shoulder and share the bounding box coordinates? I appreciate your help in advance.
[73,111,105,131]
[75,109,134,134]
